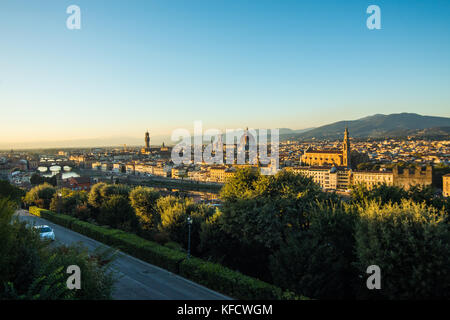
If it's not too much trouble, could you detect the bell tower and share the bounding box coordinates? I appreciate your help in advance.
[343,127,351,168]
[145,130,150,150]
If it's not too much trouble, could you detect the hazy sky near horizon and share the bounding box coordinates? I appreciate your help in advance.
[1,0,450,147]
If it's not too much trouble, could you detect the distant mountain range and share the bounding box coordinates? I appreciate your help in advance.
[278,128,316,135]
[282,113,450,140]
[3,113,449,150]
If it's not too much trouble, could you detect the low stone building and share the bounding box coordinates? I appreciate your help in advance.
[392,165,432,190]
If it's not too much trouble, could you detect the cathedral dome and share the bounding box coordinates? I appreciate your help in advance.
[239,128,256,149]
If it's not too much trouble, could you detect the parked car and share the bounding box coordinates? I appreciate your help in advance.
[34,225,55,241]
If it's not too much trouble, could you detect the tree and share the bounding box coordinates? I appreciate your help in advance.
[0,197,117,300]
[72,203,93,221]
[97,195,138,231]
[157,195,193,245]
[100,184,130,199]
[219,167,260,201]
[350,151,370,169]
[88,183,130,209]
[24,183,56,209]
[351,183,450,216]
[30,173,42,186]
[407,184,450,215]
[43,244,117,300]
[129,186,161,230]
[354,200,450,299]
[49,188,87,215]
[357,162,376,171]
[269,202,358,299]
[87,182,108,209]
[0,179,25,203]
[30,173,57,186]
[351,183,407,205]
[157,195,213,253]
[199,203,273,279]
[201,169,337,281]
[0,198,48,295]
[432,163,450,189]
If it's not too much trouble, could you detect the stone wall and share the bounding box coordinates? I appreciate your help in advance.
[393,165,432,190]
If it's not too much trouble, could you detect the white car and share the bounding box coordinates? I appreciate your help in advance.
[34,225,55,241]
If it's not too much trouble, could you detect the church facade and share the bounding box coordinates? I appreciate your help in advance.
[292,128,432,192]
[301,128,351,168]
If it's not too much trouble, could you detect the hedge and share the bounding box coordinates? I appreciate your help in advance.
[29,206,77,229]
[179,257,285,300]
[28,206,303,300]
[70,220,186,273]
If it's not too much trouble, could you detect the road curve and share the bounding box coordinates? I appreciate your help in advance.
[15,210,231,300]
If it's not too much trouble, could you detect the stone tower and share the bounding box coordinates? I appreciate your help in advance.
[342,127,351,168]
[145,131,150,150]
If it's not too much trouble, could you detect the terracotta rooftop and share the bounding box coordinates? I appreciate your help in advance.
[304,149,342,154]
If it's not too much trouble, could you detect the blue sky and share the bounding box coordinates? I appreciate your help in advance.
[1,0,450,147]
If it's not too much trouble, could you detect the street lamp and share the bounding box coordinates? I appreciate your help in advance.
[57,192,62,214]
[187,216,193,259]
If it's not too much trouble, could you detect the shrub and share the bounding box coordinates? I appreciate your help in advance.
[2,203,115,300]
[355,200,450,299]
[48,244,116,300]
[72,203,93,221]
[71,220,121,244]
[1,200,44,294]
[179,257,293,300]
[164,241,184,251]
[151,230,171,245]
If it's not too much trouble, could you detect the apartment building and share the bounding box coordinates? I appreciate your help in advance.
[353,170,394,189]
[209,166,236,183]
[286,166,351,191]
[286,165,432,191]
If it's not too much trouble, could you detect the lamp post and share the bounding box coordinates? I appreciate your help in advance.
[57,192,62,214]
[187,216,193,259]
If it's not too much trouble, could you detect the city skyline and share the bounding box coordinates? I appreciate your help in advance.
[1,0,450,148]
[2,0,450,305]
[1,111,450,150]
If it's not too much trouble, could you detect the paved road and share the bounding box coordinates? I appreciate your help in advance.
[15,210,230,300]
